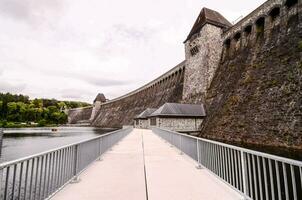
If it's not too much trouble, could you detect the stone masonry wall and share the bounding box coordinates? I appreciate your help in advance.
[155,117,203,133]
[68,107,93,124]
[200,0,302,150]
[182,24,224,104]
[91,62,185,128]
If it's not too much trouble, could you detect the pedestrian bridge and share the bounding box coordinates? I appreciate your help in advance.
[53,129,241,200]
[1,128,301,200]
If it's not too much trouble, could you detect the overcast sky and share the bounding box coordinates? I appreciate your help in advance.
[0,0,266,103]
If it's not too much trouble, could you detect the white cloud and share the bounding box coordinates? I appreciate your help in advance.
[0,0,266,102]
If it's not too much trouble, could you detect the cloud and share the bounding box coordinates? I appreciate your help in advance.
[0,80,26,93]
[60,88,94,100]
[0,0,64,26]
[0,0,267,102]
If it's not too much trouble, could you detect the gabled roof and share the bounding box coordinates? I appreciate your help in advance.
[134,108,157,119]
[150,103,206,117]
[93,93,106,103]
[184,7,232,42]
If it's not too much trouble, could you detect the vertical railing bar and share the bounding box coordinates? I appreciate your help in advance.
[263,157,269,200]
[237,151,242,191]
[210,143,214,172]
[45,153,52,199]
[275,160,281,200]
[234,150,239,189]
[215,145,219,175]
[38,155,44,200]
[51,151,59,193]
[12,164,17,200]
[223,147,227,181]
[4,167,10,200]
[241,151,248,197]
[23,160,30,200]
[291,165,297,200]
[218,145,223,178]
[29,158,35,200]
[257,156,263,200]
[247,154,253,198]
[252,155,258,200]
[269,159,275,200]
[227,148,231,184]
[17,162,24,200]
[33,157,40,200]
[217,145,222,177]
[196,139,201,167]
[58,149,63,187]
[42,154,49,199]
[63,148,68,184]
[224,147,228,182]
[282,162,289,200]
[231,149,235,186]
[50,152,56,195]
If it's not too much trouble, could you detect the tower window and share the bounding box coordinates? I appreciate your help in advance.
[256,17,265,34]
[285,0,298,8]
[234,32,241,41]
[269,7,280,21]
[190,46,199,56]
[244,25,252,36]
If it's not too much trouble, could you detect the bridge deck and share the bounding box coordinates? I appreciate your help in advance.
[52,129,243,200]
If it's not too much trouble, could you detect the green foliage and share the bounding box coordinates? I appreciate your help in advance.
[0,92,91,128]
[38,119,47,127]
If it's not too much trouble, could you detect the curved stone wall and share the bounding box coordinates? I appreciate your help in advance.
[91,61,186,128]
[68,106,93,124]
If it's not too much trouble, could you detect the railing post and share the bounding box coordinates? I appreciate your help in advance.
[179,135,183,155]
[196,139,202,169]
[71,145,80,183]
[97,138,103,161]
[241,150,248,198]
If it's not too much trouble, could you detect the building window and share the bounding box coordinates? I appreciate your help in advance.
[190,46,199,56]
[150,118,156,126]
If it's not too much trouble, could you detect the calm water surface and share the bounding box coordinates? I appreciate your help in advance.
[0,127,114,163]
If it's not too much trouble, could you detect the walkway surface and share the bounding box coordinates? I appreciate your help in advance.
[52,129,243,200]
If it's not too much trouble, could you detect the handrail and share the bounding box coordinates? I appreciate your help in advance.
[0,127,132,200]
[156,128,302,166]
[0,128,127,169]
[152,127,302,200]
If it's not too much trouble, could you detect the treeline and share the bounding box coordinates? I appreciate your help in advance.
[0,93,91,128]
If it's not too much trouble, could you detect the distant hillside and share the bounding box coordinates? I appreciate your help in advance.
[0,92,91,128]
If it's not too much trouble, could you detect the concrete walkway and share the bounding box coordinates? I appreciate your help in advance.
[52,129,243,200]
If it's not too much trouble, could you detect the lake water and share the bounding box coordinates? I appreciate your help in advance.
[0,127,115,163]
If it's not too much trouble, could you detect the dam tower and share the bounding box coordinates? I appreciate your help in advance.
[182,8,232,104]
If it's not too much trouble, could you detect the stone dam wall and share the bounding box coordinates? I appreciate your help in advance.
[201,0,302,149]
[69,0,301,150]
[91,62,185,128]
[68,107,93,124]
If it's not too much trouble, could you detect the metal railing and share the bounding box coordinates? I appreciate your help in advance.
[152,127,302,200]
[0,127,132,200]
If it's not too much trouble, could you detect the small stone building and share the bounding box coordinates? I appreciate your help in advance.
[134,108,157,129]
[149,103,206,134]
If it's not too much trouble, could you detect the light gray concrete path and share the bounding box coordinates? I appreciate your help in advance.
[53,129,243,200]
